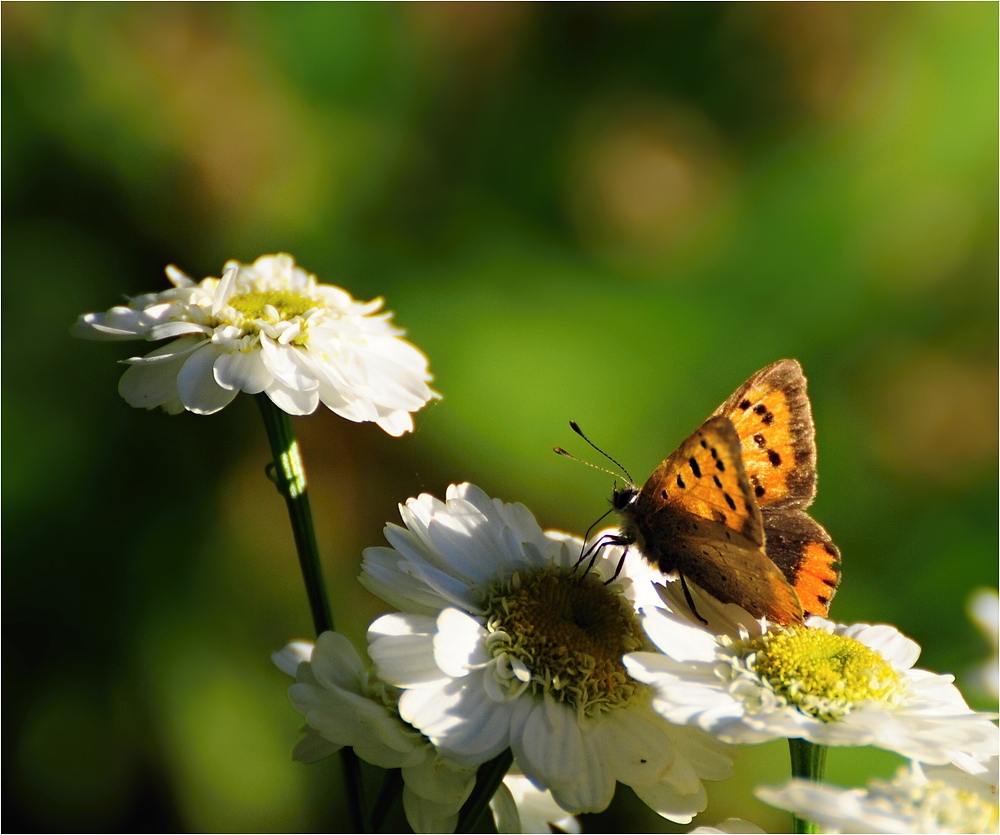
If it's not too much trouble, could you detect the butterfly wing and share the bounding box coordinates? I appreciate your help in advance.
[625,416,804,624]
[761,508,840,618]
[713,358,816,511]
[713,359,841,618]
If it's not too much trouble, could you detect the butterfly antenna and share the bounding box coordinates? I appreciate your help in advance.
[566,421,634,484]
[553,447,620,478]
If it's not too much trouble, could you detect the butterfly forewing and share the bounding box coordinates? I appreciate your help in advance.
[638,416,764,547]
[714,359,816,511]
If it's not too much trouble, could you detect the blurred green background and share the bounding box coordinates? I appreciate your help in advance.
[4,3,996,832]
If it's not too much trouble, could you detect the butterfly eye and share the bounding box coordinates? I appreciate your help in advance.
[612,486,637,511]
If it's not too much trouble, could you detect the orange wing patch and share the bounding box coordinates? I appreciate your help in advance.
[642,416,763,546]
[714,359,817,510]
[792,540,841,618]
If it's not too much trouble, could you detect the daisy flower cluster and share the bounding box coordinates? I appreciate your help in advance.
[269,481,997,833]
[275,483,737,831]
[74,263,997,832]
[73,253,437,434]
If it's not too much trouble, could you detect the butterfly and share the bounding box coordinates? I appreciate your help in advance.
[592,359,841,625]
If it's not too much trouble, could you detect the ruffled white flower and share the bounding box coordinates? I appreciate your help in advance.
[757,759,999,834]
[624,582,1000,772]
[361,483,736,822]
[689,818,767,834]
[489,774,581,834]
[272,631,476,834]
[73,253,437,433]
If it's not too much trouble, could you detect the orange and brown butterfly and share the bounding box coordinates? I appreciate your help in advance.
[585,359,841,625]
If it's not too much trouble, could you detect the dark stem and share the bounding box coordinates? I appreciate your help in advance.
[371,768,404,832]
[255,395,368,832]
[455,749,513,833]
[788,738,827,835]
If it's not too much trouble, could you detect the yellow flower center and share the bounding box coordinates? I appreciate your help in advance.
[228,290,317,321]
[482,566,647,717]
[744,626,907,720]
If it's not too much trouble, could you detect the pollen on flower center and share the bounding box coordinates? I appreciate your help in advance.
[482,566,647,716]
[228,290,318,321]
[741,626,908,721]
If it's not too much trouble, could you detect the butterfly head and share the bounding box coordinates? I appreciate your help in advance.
[611,482,639,513]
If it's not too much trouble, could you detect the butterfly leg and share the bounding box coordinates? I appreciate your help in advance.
[678,572,708,625]
[573,533,627,584]
[603,544,629,585]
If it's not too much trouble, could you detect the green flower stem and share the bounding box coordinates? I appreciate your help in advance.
[255,395,333,634]
[788,738,828,835]
[254,395,369,833]
[455,748,513,833]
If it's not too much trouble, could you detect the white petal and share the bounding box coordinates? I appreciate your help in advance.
[401,786,460,835]
[433,608,490,678]
[631,776,705,824]
[489,782,521,834]
[402,676,514,767]
[73,307,147,340]
[401,756,476,806]
[214,348,271,393]
[264,378,319,415]
[375,409,415,436]
[272,641,314,677]
[259,335,319,392]
[118,347,187,409]
[310,631,367,692]
[147,320,211,340]
[177,343,239,414]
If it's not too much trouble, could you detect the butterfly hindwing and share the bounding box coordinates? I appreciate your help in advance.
[713,359,816,511]
[761,508,841,619]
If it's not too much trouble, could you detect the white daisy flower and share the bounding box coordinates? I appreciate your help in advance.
[623,581,1000,771]
[361,483,737,822]
[73,253,438,434]
[272,631,476,834]
[689,818,767,834]
[489,774,581,834]
[756,758,999,834]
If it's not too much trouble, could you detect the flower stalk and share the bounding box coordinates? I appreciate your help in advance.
[456,749,514,833]
[255,394,368,832]
[788,738,827,835]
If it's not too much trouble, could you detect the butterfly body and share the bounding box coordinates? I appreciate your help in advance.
[611,360,840,625]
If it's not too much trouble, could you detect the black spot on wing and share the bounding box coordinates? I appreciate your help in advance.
[739,399,751,410]
[724,492,737,511]
[688,458,702,478]
[753,433,766,447]
[676,474,686,489]
[768,450,782,467]
[713,475,722,488]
